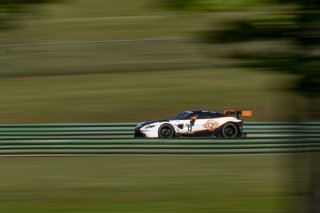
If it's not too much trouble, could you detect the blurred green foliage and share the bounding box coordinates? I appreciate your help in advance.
[0,0,60,29]
[165,0,320,97]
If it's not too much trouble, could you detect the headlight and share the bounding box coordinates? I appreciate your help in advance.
[145,125,155,129]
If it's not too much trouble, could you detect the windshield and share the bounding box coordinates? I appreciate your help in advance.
[169,111,193,120]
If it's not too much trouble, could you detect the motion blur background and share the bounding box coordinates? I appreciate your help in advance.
[0,0,318,123]
[0,0,319,213]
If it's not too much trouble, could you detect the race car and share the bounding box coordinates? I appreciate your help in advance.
[134,109,252,138]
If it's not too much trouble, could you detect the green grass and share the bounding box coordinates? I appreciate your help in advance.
[0,68,294,123]
[0,155,294,213]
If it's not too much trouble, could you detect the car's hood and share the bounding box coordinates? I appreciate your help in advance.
[135,119,168,130]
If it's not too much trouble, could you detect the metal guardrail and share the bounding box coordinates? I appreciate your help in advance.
[0,122,319,155]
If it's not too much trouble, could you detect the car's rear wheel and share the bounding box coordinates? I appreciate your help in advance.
[158,124,175,138]
[221,123,239,138]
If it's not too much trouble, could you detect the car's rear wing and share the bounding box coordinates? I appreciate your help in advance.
[224,110,252,120]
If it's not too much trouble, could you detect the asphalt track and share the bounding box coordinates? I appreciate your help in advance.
[0,122,319,156]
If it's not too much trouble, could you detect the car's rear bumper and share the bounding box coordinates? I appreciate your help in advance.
[240,132,247,137]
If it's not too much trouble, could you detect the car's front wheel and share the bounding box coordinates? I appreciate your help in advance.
[221,123,239,138]
[158,124,175,138]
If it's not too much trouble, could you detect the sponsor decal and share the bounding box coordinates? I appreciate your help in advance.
[187,123,193,132]
[203,120,218,131]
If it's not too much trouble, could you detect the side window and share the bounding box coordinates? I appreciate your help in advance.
[214,113,225,118]
[198,112,214,119]
[185,113,199,120]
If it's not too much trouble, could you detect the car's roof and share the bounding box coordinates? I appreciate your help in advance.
[185,110,214,113]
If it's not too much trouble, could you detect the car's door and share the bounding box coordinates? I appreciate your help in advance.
[182,112,214,134]
[175,112,217,135]
[178,112,200,134]
[191,112,218,136]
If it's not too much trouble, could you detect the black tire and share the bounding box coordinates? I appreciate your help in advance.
[158,124,175,138]
[221,123,239,138]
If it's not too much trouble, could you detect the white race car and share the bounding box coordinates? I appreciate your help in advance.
[134,110,252,138]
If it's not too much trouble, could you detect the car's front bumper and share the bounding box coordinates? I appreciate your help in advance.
[134,129,145,138]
